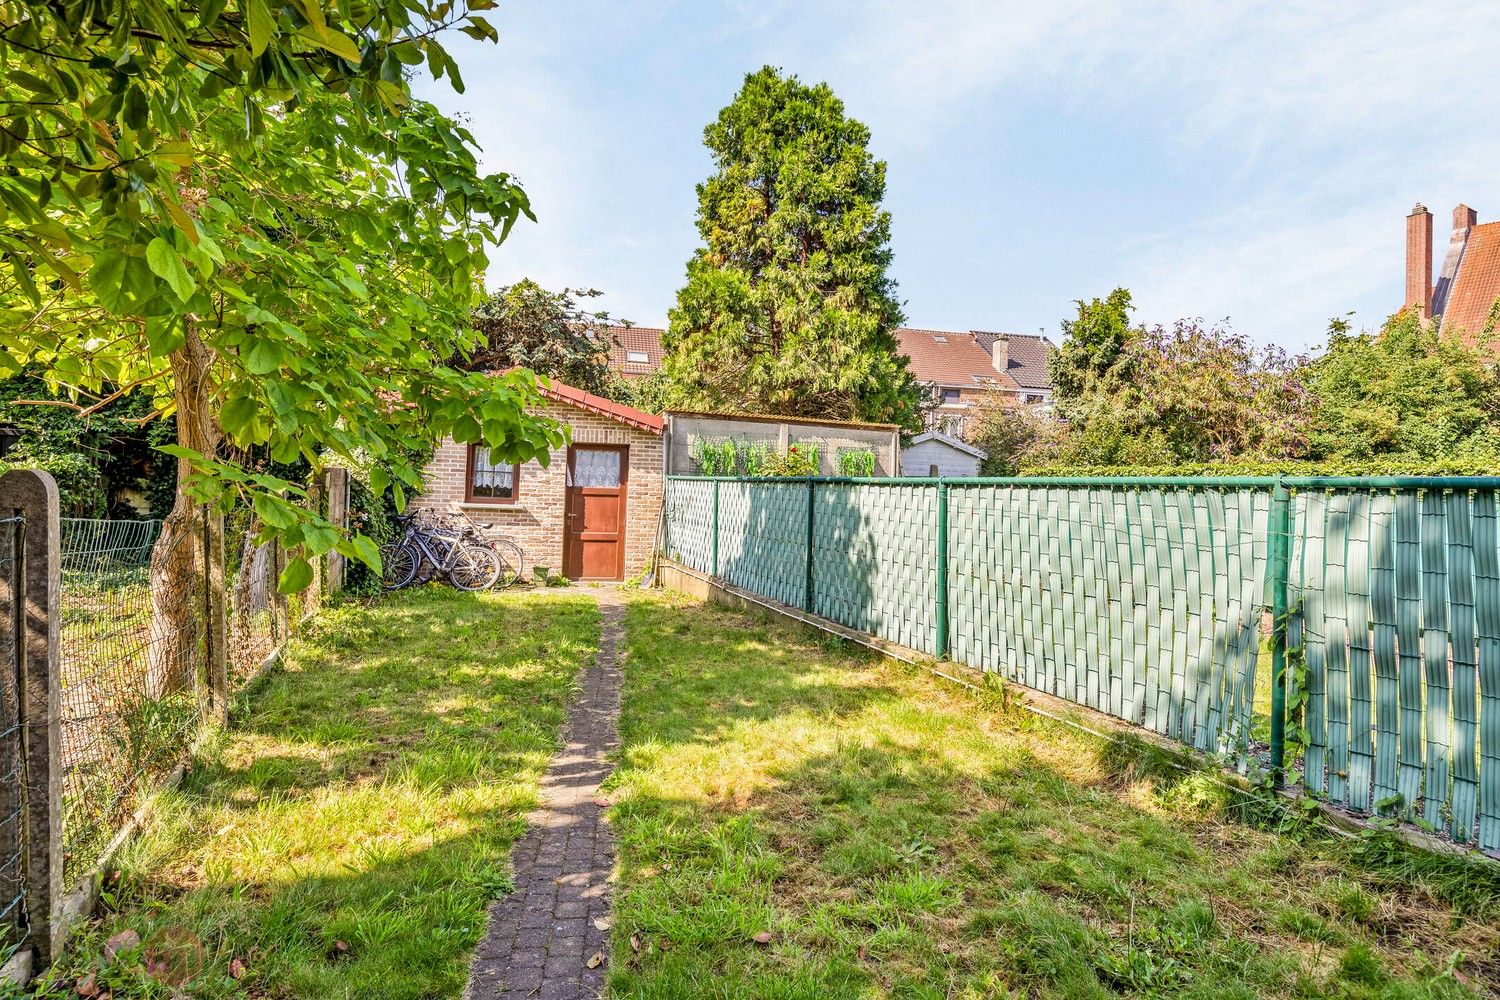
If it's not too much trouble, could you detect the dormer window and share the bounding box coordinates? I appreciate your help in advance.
[626,350,649,364]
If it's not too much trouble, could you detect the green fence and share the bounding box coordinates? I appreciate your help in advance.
[661,475,1500,855]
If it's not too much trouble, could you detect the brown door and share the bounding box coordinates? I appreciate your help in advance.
[563,444,629,581]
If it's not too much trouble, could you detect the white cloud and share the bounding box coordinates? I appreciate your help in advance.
[834,0,1500,346]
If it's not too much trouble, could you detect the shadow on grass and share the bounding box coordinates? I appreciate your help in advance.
[606,592,1500,1000]
[23,588,600,1000]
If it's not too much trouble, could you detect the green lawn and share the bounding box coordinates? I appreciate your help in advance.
[24,588,598,1000]
[606,590,1500,1000]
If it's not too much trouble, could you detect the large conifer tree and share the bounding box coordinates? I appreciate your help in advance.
[662,67,919,427]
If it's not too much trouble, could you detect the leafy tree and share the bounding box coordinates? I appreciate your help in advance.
[1048,287,1139,409]
[1,0,562,603]
[466,280,620,396]
[662,66,919,428]
[615,369,672,415]
[0,373,173,517]
[1027,315,1310,469]
[1303,309,1500,462]
[964,399,1065,476]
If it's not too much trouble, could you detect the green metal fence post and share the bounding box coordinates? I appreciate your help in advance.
[1269,477,1292,788]
[711,479,720,577]
[936,478,950,659]
[804,476,816,613]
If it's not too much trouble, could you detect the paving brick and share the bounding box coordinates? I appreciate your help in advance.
[462,590,622,1000]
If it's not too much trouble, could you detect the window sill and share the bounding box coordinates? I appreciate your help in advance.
[459,501,521,510]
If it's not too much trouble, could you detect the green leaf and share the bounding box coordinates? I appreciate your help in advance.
[349,533,381,570]
[146,237,196,301]
[245,338,283,375]
[314,28,362,63]
[252,492,299,529]
[277,555,314,594]
[220,394,259,436]
[247,0,275,55]
[88,251,155,314]
[145,314,186,357]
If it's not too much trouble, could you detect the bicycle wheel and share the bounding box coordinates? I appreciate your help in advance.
[448,543,502,591]
[490,538,526,588]
[380,542,420,590]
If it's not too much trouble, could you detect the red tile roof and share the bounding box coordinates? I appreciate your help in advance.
[895,328,1020,389]
[1440,221,1500,341]
[604,325,665,379]
[486,369,664,434]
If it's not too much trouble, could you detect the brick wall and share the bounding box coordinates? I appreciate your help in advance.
[416,399,665,580]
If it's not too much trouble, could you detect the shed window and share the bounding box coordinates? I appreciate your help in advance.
[466,445,520,503]
[626,350,650,364]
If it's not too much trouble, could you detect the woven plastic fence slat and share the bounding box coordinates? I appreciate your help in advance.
[716,480,808,608]
[662,479,715,574]
[1420,491,1452,830]
[1302,491,1329,793]
[1394,493,1425,814]
[1345,493,1375,813]
[1474,491,1500,851]
[815,483,939,655]
[1369,494,1400,814]
[1325,492,1351,804]
[1446,490,1479,842]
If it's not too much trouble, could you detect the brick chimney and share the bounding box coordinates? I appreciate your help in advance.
[1406,203,1433,318]
[1455,203,1477,231]
[991,335,1009,375]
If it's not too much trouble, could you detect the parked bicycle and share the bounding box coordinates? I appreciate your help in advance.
[380,510,526,591]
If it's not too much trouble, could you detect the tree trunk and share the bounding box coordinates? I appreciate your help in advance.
[146,323,223,700]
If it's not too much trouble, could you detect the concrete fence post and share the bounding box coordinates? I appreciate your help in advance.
[0,470,61,967]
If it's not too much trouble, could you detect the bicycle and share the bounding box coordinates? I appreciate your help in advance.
[381,512,502,591]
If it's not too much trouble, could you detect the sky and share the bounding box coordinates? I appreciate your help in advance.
[412,1,1500,354]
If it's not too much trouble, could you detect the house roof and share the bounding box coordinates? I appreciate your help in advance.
[895,328,1018,389]
[972,331,1055,392]
[604,325,665,379]
[909,430,987,459]
[1439,221,1500,340]
[487,369,664,434]
[599,322,1056,393]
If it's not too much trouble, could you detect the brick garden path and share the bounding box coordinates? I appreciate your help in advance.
[464,589,625,1000]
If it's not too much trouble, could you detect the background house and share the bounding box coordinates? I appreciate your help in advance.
[1405,202,1500,341]
[894,327,1055,437]
[605,325,666,380]
[601,324,1055,443]
[418,377,664,582]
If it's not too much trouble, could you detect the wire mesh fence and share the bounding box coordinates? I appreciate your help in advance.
[0,515,28,959]
[58,517,203,884]
[663,475,1500,856]
[226,530,285,685]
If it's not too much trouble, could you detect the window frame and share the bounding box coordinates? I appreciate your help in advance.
[465,444,522,505]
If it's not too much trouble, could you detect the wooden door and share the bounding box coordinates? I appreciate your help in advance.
[563,444,629,581]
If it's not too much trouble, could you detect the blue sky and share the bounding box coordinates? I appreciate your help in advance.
[413,1,1500,354]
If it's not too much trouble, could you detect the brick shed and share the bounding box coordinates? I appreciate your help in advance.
[417,378,664,582]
